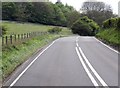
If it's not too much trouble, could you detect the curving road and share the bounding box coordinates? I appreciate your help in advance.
[3,36,119,87]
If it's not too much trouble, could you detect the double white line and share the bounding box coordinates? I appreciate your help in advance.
[75,36,108,87]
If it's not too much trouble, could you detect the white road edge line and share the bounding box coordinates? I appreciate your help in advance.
[75,47,99,86]
[93,37,119,54]
[9,40,57,87]
[78,47,108,86]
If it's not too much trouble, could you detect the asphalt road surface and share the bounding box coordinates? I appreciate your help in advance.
[3,36,119,87]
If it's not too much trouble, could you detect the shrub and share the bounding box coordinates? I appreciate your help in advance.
[103,18,118,28]
[1,25,7,36]
[71,19,92,35]
[117,18,120,30]
[48,27,62,34]
[71,16,99,36]
[80,16,92,23]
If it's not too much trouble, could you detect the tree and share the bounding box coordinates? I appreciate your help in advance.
[14,2,29,22]
[53,3,67,26]
[71,20,91,35]
[2,2,79,27]
[71,16,99,36]
[81,1,114,26]
[66,11,80,27]
[2,2,17,20]
[55,2,81,27]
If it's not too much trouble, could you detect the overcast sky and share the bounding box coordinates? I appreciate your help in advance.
[49,0,119,14]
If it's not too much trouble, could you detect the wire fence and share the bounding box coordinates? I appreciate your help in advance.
[2,31,48,46]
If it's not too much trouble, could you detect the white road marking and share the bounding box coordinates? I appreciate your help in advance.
[9,40,56,87]
[76,36,108,87]
[76,43,79,47]
[78,47,108,86]
[76,36,79,43]
[75,47,99,86]
[76,36,79,47]
[93,37,119,54]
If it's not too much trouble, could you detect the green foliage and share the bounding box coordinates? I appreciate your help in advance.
[2,2,78,27]
[1,25,7,35]
[2,2,17,20]
[48,27,62,34]
[2,34,60,79]
[71,20,91,35]
[66,11,80,27]
[81,2,115,26]
[71,16,99,36]
[96,28,120,46]
[117,18,120,29]
[2,21,72,79]
[97,17,120,50]
[103,18,118,28]
[55,2,80,27]
[2,21,56,35]
[52,4,67,26]
[31,2,56,25]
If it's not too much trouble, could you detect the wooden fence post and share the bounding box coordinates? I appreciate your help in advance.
[5,36,8,45]
[27,33,28,38]
[21,34,23,40]
[18,34,20,40]
[14,34,16,42]
[10,35,12,44]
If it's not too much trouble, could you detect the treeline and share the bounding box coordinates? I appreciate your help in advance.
[2,2,80,27]
[2,1,118,36]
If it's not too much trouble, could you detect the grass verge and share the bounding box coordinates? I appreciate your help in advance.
[0,37,2,85]
[2,21,72,80]
[2,34,61,80]
[2,30,72,81]
[96,28,120,51]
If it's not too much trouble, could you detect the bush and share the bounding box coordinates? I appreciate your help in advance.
[72,20,91,35]
[103,18,118,28]
[48,27,62,34]
[117,18,120,30]
[1,25,7,36]
[71,16,99,36]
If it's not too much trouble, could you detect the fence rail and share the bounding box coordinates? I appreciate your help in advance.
[2,32,48,46]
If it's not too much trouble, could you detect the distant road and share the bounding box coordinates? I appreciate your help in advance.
[4,36,119,87]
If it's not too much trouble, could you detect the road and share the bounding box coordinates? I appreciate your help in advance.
[3,36,119,87]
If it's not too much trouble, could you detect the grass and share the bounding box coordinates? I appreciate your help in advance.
[2,21,55,35]
[96,28,120,50]
[2,21,72,80]
[0,37,2,83]
[2,34,60,79]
